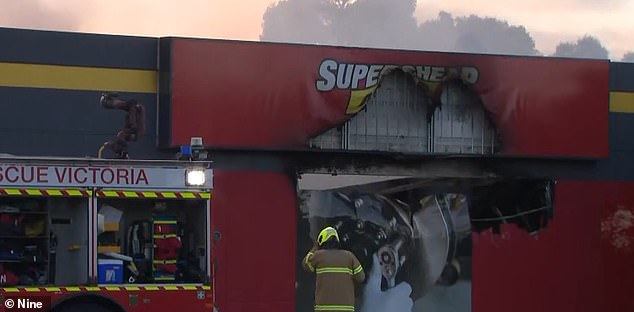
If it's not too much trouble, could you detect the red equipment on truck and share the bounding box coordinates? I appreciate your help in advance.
[0,156,214,311]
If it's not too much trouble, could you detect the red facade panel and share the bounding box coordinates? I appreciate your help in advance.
[167,39,609,158]
[602,182,634,312]
[473,181,606,312]
[209,170,297,311]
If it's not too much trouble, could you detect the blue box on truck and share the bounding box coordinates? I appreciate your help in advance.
[98,259,123,284]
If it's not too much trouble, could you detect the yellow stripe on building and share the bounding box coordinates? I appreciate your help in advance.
[85,287,100,291]
[145,286,160,291]
[105,286,121,291]
[65,287,81,292]
[0,62,157,93]
[163,286,179,291]
[183,285,198,290]
[2,288,20,292]
[44,287,61,292]
[610,91,634,113]
[24,287,41,292]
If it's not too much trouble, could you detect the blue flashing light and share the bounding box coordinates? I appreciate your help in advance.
[180,145,192,156]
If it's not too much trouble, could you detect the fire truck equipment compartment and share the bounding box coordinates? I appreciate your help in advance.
[0,195,88,287]
[96,197,208,285]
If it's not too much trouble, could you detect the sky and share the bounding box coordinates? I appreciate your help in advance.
[0,0,632,59]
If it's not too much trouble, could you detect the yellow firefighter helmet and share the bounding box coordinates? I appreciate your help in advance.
[317,226,339,246]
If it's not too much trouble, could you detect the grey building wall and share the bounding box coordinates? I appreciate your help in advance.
[0,27,171,159]
[604,62,634,180]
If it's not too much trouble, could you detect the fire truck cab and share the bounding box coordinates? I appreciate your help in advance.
[0,156,214,311]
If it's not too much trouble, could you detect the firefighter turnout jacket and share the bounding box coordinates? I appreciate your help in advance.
[303,247,365,311]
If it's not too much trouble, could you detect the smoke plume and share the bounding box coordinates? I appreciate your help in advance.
[0,0,79,31]
[261,0,618,59]
[553,35,609,59]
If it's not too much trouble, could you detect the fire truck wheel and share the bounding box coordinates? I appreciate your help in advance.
[50,296,123,312]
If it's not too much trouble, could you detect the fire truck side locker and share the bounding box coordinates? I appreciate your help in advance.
[0,157,214,312]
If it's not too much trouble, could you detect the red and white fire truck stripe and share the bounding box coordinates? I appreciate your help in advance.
[1,285,211,293]
[95,190,210,199]
[0,188,91,197]
[0,189,210,199]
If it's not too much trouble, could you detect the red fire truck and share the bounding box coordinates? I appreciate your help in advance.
[0,156,214,311]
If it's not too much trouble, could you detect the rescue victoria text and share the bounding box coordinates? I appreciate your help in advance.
[0,165,149,185]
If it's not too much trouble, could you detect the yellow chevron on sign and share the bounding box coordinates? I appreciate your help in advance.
[25,189,40,196]
[5,189,21,195]
[142,191,158,198]
[180,192,196,199]
[162,192,177,199]
[66,190,83,196]
[123,191,139,198]
[2,285,210,293]
[0,188,91,197]
[102,191,119,197]
[47,190,63,196]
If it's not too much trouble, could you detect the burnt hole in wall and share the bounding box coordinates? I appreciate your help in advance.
[345,69,434,153]
[309,68,502,155]
[432,78,501,154]
[468,179,556,234]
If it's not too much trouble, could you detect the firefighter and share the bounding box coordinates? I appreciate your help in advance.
[303,226,365,312]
